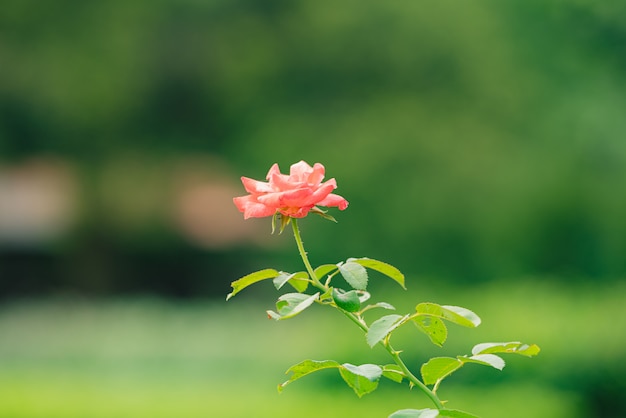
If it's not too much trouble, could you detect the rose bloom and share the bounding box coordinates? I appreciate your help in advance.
[233,161,349,219]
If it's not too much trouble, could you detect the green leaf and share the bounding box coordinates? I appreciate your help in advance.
[318,288,333,303]
[441,305,481,327]
[420,357,463,385]
[361,301,396,313]
[338,364,381,397]
[371,302,395,310]
[282,361,383,397]
[357,291,371,303]
[415,303,481,328]
[338,261,368,290]
[413,315,448,347]
[461,354,505,371]
[472,341,540,357]
[226,269,279,300]
[382,364,405,383]
[288,276,309,292]
[439,409,481,418]
[366,314,405,347]
[314,264,338,281]
[332,288,361,312]
[348,257,406,289]
[278,359,340,392]
[421,353,508,388]
[266,292,319,320]
[273,271,309,292]
[389,409,440,418]
[342,363,383,381]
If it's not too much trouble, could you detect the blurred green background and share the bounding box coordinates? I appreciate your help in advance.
[1,0,625,417]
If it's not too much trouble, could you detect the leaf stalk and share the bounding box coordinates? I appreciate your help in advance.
[290,218,444,411]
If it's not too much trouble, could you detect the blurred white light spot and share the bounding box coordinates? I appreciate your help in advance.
[0,159,77,246]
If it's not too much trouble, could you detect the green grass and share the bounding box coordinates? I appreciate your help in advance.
[1,279,624,417]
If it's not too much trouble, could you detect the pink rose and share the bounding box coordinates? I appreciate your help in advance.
[233,161,349,219]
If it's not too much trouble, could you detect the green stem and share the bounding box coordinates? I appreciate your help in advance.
[338,309,442,409]
[290,218,443,410]
[385,341,444,409]
[291,219,323,288]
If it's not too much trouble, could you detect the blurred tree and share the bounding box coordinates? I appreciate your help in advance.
[0,0,625,297]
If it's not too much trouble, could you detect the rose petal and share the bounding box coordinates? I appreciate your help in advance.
[241,176,273,194]
[265,163,281,180]
[233,195,250,213]
[233,196,277,219]
[288,161,315,183]
[302,180,336,206]
[234,161,347,220]
[257,188,312,208]
[308,163,326,185]
[317,193,349,210]
[269,170,303,191]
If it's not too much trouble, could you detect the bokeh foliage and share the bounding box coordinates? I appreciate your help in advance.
[1,281,625,417]
[1,2,626,416]
[2,0,625,292]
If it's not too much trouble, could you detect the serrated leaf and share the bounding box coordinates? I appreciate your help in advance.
[422,354,507,388]
[226,269,279,300]
[372,302,396,310]
[461,354,505,370]
[366,314,405,347]
[382,364,405,383]
[389,409,440,418]
[338,261,368,290]
[332,288,361,312]
[439,409,481,418]
[471,341,540,357]
[273,272,291,290]
[273,271,309,292]
[361,301,396,314]
[348,257,406,289]
[420,357,463,385]
[415,303,481,328]
[266,292,319,320]
[314,264,338,281]
[442,305,481,327]
[339,364,380,397]
[413,315,448,347]
[318,288,333,303]
[278,359,340,392]
[342,363,383,381]
[287,276,309,292]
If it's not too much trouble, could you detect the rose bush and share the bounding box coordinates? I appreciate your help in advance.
[233,160,349,219]
[229,160,540,418]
